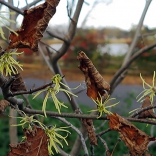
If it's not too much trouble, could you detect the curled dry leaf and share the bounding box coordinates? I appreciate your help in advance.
[8,0,60,51]
[0,100,9,113]
[77,51,110,100]
[138,95,156,119]
[82,119,98,146]
[10,72,27,93]
[7,126,49,156]
[107,113,155,156]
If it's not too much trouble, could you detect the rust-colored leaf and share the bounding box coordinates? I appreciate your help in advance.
[8,0,60,51]
[7,126,49,156]
[82,119,98,146]
[77,51,110,100]
[11,72,27,93]
[138,95,156,119]
[107,113,155,156]
[0,100,9,113]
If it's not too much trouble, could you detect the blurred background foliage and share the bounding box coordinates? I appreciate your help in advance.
[56,26,156,76]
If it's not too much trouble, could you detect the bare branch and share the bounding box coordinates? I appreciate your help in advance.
[21,0,43,10]
[0,0,44,14]
[22,107,156,126]
[57,146,71,156]
[23,107,105,120]
[38,43,54,73]
[51,0,84,62]
[122,0,152,66]
[0,73,24,106]
[46,0,84,115]
[97,128,111,136]
[141,31,156,38]
[46,30,68,42]
[10,82,52,96]
[90,145,94,156]
[0,0,23,14]
[97,136,111,156]
[110,42,156,93]
[130,104,156,118]
[111,0,153,91]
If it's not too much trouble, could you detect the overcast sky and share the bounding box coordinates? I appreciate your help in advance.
[16,0,156,30]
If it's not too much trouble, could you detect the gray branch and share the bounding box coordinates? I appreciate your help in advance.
[122,0,152,66]
[111,0,152,91]
[110,42,156,93]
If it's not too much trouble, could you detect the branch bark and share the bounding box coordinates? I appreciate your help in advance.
[45,0,84,112]
[22,107,156,125]
[122,0,152,66]
[110,42,156,93]
[111,0,152,91]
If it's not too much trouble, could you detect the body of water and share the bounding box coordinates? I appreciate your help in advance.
[99,43,129,56]
[51,43,129,56]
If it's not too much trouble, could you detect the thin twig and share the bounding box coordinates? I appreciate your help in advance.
[95,120,107,132]
[38,43,54,73]
[97,136,111,156]
[56,146,71,156]
[96,128,111,136]
[46,30,68,43]
[130,104,156,118]
[122,0,152,66]
[110,42,156,93]
[110,0,153,92]
[21,0,42,10]
[66,0,73,21]
[90,145,94,156]
[141,31,156,38]
[11,82,52,96]
[0,0,23,14]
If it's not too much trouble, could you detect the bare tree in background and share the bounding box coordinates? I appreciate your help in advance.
[0,0,156,155]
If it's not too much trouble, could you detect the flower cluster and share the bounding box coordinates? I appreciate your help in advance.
[10,111,44,129]
[0,50,23,76]
[137,71,156,104]
[45,125,70,155]
[89,94,119,118]
[33,74,78,116]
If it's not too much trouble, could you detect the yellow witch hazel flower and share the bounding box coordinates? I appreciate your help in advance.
[10,111,45,129]
[45,125,70,155]
[33,74,78,116]
[89,94,119,118]
[0,50,23,76]
[137,71,156,104]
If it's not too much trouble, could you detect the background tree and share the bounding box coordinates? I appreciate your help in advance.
[0,0,156,156]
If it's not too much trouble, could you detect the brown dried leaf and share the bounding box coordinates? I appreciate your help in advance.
[138,96,156,119]
[77,51,110,100]
[0,100,9,113]
[107,113,155,156]
[11,72,27,93]
[7,126,49,156]
[8,0,60,51]
[82,119,98,146]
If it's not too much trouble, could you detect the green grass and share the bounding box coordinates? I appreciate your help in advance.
[0,95,156,155]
